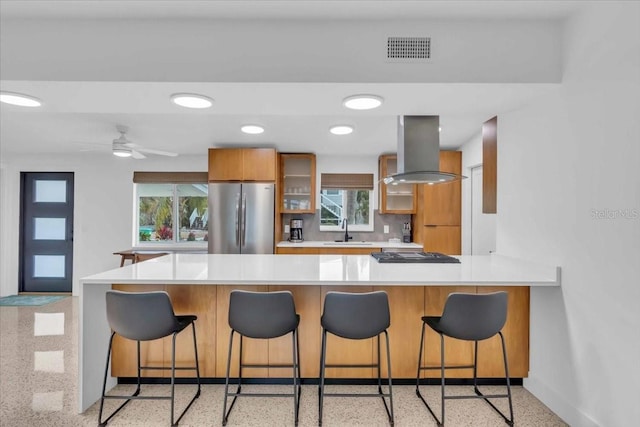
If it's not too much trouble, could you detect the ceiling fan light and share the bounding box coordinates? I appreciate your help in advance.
[0,91,42,107]
[241,124,265,134]
[342,94,383,110]
[113,147,132,157]
[171,93,213,109]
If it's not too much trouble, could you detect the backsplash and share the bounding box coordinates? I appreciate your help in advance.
[281,210,412,242]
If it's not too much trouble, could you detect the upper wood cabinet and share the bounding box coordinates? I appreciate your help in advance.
[422,225,461,255]
[378,154,417,214]
[421,151,462,226]
[279,153,316,214]
[482,116,497,214]
[208,148,277,182]
[412,151,462,255]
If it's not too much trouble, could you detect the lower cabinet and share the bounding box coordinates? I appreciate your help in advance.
[111,285,529,379]
[422,286,476,378]
[276,247,382,255]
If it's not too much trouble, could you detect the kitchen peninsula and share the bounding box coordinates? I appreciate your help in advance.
[79,253,560,412]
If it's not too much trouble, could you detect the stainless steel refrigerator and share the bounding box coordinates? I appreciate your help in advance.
[208,183,275,254]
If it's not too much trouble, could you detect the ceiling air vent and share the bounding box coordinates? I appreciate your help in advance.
[386,37,431,62]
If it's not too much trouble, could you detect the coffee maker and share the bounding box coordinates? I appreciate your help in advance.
[289,219,304,243]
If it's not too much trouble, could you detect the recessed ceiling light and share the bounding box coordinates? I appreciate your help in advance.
[329,125,354,135]
[170,93,213,109]
[241,124,265,134]
[0,91,42,107]
[343,94,383,110]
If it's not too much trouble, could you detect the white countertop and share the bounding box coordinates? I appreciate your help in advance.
[276,240,423,249]
[81,253,560,287]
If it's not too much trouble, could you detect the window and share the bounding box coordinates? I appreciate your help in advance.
[319,173,374,232]
[133,172,208,246]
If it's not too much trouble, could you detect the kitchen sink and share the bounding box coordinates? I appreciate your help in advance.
[322,241,374,246]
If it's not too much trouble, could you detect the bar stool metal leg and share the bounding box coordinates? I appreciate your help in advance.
[383,330,395,425]
[167,323,202,426]
[318,329,327,426]
[222,330,237,426]
[472,333,514,426]
[292,329,301,425]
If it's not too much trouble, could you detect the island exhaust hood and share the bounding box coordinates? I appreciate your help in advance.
[383,116,466,185]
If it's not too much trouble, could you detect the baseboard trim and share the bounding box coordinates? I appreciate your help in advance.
[118,377,523,386]
[525,374,599,427]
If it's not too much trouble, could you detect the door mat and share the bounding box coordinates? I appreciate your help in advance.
[0,295,68,306]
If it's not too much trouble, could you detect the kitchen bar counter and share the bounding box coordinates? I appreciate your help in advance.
[82,253,560,286]
[79,253,560,412]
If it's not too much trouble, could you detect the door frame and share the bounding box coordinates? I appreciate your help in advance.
[19,172,75,293]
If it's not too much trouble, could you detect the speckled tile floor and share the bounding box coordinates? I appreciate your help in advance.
[1,297,567,426]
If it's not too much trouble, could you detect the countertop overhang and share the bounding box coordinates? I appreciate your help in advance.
[81,253,561,287]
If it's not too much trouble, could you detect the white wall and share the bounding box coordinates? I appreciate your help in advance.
[0,153,208,297]
[460,132,482,254]
[1,18,561,84]
[497,3,640,426]
[0,152,377,297]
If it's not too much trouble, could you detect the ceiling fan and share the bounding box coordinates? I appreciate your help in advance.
[110,125,178,159]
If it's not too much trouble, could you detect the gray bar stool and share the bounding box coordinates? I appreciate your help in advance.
[416,291,514,426]
[222,290,301,426]
[98,290,201,426]
[319,291,394,426]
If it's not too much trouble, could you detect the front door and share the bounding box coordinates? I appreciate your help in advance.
[19,172,74,292]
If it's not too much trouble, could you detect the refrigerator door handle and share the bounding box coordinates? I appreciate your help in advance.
[235,193,241,246]
[241,192,247,246]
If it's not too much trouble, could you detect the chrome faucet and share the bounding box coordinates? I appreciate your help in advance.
[341,218,352,242]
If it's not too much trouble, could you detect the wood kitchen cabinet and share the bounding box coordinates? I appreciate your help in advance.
[422,225,461,255]
[279,153,316,214]
[111,284,529,380]
[379,154,417,214]
[483,116,497,214]
[208,148,277,182]
[412,151,462,254]
[422,151,461,225]
[421,286,529,379]
[275,247,381,255]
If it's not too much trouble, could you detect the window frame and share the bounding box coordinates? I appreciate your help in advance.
[133,182,208,248]
[319,188,375,232]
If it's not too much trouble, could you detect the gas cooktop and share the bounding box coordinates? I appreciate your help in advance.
[371,251,460,263]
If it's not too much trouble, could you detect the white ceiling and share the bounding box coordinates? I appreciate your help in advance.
[0,0,581,20]
[0,1,580,159]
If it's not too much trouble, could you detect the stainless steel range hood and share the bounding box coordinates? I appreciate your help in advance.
[383,116,466,185]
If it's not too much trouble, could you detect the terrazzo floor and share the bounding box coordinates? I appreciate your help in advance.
[0,297,567,426]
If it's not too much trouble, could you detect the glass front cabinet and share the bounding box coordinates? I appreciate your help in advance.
[379,154,417,214]
[279,153,316,214]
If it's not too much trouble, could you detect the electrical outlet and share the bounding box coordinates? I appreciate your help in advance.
[383,225,389,234]
[284,224,290,233]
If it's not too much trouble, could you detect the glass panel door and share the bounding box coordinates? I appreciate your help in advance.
[20,172,74,292]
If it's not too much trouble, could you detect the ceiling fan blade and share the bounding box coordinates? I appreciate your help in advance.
[131,150,147,159]
[73,142,110,152]
[136,147,178,157]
